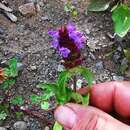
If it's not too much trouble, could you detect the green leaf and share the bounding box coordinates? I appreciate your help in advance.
[6,58,18,77]
[16,112,24,119]
[57,71,71,91]
[4,68,11,77]
[53,121,63,130]
[124,49,130,61]
[64,2,75,12]
[71,92,83,104]
[112,4,130,37]
[56,71,72,104]
[41,92,54,100]
[10,96,24,105]
[64,4,71,12]
[41,101,49,110]
[88,0,111,11]
[71,92,89,105]
[0,111,7,121]
[37,83,57,92]
[70,66,93,86]
[82,94,90,105]
[119,64,128,74]
[72,10,78,18]
[30,94,42,104]
[0,79,15,90]
[0,104,9,111]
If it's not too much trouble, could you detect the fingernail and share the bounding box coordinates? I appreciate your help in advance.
[54,106,77,129]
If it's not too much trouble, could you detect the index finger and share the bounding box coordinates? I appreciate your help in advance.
[90,81,130,118]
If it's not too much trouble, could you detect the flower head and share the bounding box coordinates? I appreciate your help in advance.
[0,68,5,83]
[48,23,86,68]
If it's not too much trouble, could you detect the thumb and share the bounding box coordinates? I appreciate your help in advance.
[54,103,130,130]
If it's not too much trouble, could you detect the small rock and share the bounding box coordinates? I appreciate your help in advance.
[95,61,104,70]
[106,32,114,40]
[0,2,12,12]
[0,28,4,35]
[113,51,122,63]
[18,86,25,94]
[76,79,83,89]
[19,3,40,15]
[16,53,25,61]
[27,118,41,130]
[89,52,96,60]
[0,127,7,130]
[41,16,50,21]
[85,29,90,34]
[39,1,44,7]
[4,12,17,22]
[0,39,4,45]
[113,75,124,81]
[13,121,27,130]
[57,64,65,72]
[17,63,25,71]
[44,126,50,130]
[117,46,122,52]
[30,65,37,70]
[121,58,128,65]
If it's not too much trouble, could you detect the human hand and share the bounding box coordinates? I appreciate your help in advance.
[54,81,130,130]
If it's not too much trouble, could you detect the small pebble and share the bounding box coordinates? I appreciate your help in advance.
[0,127,7,130]
[44,126,50,130]
[57,64,65,72]
[95,61,104,70]
[0,39,4,45]
[30,65,37,70]
[113,75,124,81]
[13,121,27,130]
[0,28,4,35]
[85,29,90,34]
[19,3,39,15]
[76,79,83,89]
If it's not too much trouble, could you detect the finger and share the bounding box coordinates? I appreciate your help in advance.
[55,104,130,130]
[54,105,77,129]
[90,81,130,117]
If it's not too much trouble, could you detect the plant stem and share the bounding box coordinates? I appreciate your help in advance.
[73,75,77,92]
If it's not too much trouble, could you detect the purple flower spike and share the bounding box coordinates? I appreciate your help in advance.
[48,30,59,38]
[48,23,86,68]
[59,47,70,58]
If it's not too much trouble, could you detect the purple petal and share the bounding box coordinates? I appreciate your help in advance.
[67,23,76,32]
[51,40,59,49]
[48,30,59,38]
[75,31,83,38]
[68,31,77,40]
[75,41,84,49]
[59,47,70,58]
[69,31,86,49]
[69,31,83,39]
[75,36,86,49]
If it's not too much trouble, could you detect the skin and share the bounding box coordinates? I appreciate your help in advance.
[54,81,130,130]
